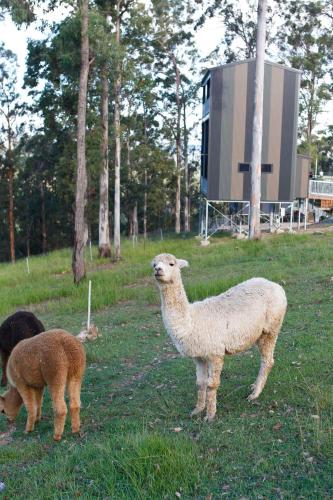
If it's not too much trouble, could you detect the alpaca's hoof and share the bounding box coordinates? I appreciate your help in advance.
[24,428,33,434]
[204,413,216,423]
[247,392,258,402]
[53,434,62,441]
[190,407,205,418]
[72,427,80,434]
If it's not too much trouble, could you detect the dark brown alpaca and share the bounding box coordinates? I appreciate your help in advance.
[0,329,86,441]
[0,311,45,386]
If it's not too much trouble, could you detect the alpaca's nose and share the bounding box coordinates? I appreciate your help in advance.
[154,263,164,276]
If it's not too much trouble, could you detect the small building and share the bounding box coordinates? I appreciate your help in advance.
[201,59,309,203]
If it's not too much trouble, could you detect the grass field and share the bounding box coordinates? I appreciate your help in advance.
[0,231,333,498]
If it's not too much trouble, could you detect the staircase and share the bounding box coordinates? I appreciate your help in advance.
[202,203,249,239]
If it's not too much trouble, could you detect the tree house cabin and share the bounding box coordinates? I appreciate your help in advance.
[201,60,310,203]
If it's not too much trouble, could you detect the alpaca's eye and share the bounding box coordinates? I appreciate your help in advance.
[169,262,175,266]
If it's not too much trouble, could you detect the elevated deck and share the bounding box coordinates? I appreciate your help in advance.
[308,180,333,200]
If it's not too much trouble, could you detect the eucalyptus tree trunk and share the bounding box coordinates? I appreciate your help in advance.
[183,100,190,232]
[126,128,138,238]
[143,113,148,240]
[7,158,15,263]
[72,0,89,283]
[5,114,15,263]
[114,1,122,260]
[40,180,47,253]
[133,202,138,237]
[98,64,111,258]
[249,0,267,240]
[143,169,147,240]
[171,53,181,234]
[129,203,138,237]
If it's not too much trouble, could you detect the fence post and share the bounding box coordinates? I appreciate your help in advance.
[87,280,92,330]
[205,199,209,240]
[304,198,308,230]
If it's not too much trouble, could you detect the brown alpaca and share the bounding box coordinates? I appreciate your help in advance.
[0,329,86,441]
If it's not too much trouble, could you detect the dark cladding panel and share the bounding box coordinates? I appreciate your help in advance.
[260,62,272,201]
[219,64,235,199]
[279,69,299,201]
[243,60,256,200]
[206,68,223,199]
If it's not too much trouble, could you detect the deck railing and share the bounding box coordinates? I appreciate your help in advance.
[309,179,333,198]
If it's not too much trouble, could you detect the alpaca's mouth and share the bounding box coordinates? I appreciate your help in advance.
[155,272,164,278]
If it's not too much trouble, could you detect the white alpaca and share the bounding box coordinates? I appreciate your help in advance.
[152,253,287,421]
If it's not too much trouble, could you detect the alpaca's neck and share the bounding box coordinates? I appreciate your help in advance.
[7,386,23,410]
[159,277,189,313]
[158,278,191,352]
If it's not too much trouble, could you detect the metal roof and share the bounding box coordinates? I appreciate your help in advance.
[201,59,301,85]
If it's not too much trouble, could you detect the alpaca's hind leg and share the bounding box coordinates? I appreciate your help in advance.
[49,383,67,441]
[190,358,208,417]
[205,356,224,422]
[247,332,278,401]
[1,351,8,386]
[67,378,82,434]
[35,388,44,422]
[18,386,38,432]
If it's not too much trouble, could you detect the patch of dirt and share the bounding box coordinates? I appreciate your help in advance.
[115,350,180,389]
[88,261,116,272]
[304,224,333,234]
[0,425,15,446]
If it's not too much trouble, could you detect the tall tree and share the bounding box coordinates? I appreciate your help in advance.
[96,0,135,261]
[72,0,90,283]
[113,0,122,260]
[249,0,267,240]
[98,61,111,257]
[152,0,197,234]
[0,44,21,262]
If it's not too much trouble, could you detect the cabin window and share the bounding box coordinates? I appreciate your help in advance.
[201,119,209,179]
[202,78,211,103]
[238,163,273,173]
[239,163,250,172]
[262,163,273,173]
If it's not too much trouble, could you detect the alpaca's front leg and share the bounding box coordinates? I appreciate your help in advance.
[205,356,224,422]
[19,387,37,432]
[190,358,208,417]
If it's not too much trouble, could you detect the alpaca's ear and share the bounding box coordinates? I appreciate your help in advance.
[177,259,189,269]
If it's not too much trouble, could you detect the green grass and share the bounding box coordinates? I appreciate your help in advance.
[1,231,333,498]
